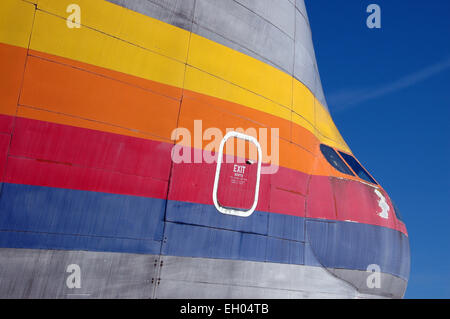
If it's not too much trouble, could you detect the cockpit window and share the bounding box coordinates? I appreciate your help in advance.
[320,144,354,176]
[338,151,377,185]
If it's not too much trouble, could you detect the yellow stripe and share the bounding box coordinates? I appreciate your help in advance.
[188,33,293,109]
[29,9,187,92]
[0,0,35,49]
[37,0,191,63]
[293,80,315,129]
[1,0,351,153]
[184,66,292,126]
[315,101,349,151]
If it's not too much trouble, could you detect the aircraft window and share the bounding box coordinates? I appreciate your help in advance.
[320,144,354,176]
[338,151,377,185]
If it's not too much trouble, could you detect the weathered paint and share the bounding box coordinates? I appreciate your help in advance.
[0,0,409,298]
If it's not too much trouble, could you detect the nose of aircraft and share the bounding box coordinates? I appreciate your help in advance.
[309,145,411,297]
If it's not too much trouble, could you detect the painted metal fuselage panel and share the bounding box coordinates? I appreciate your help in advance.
[0,0,410,298]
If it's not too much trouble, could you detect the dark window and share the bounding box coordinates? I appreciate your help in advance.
[338,152,377,185]
[320,144,354,175]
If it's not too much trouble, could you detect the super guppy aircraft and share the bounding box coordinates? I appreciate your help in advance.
[0,0,410,298]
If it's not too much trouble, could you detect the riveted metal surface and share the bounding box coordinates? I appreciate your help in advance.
[106,0,328,108]
[107,0,196,31]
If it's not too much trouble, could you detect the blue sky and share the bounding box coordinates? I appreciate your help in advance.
[305,0,450,298]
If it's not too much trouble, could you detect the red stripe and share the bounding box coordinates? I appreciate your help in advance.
[9,116,173,180]
[0,114,14,134]
[3,115,406,234]
[168,154,307,217]
[4,156,168,199]
[0,133,10,182]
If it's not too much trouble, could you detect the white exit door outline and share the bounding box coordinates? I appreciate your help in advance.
[212,131,262,217]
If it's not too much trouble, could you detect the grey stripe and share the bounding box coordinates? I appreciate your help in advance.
[0,248,406,298]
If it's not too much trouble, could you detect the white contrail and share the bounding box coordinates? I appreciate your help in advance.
[328,56,450,112]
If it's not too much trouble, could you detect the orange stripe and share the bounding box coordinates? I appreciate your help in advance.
[20,46,321,171]
[0,42,27,116]
[20,53,180,143]
[1,42,366,181]
[0,0,351,153]
[30,49,183,101]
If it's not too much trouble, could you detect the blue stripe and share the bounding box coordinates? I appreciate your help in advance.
[161,222,305,265]
[0,183,165,254]
[165,200,305,241]
[306,219,410,280]
[0,183,409,279]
